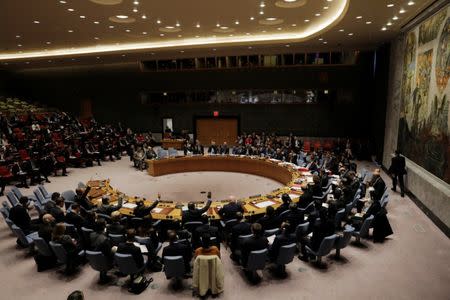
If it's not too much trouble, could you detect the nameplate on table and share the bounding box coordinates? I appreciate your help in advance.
[288,194,301,199]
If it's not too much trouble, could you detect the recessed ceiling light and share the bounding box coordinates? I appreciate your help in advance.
[213,48,216,51]
[366,21,372,24]
[285,44,290,47]
[156,19,161,24]
[248,46,252,49]
[260,11,264,15]
[327,0,333,2]
[356,16,362,19]
[235,20,239,25]
[80,15,86,19]
[260,3,265,8]
[339,29,344,32]
[33,20,40,24]
[323,41,327,44]
[393,16,399,20]
[178,34,182,37]
[176,22,180,27]
[387,4,394,7]
[165,26,175,29]
[250,17,255,20]
[109,25,114,29]
[125,29,131,32]
[180,50,184,53]
[68,29,73,32]
[133,0,139,4]
[324,6,329,10]
[132,8,138,13]
[348,33,353,36]
[59,0,67,3]
[141,14,147,19]
[266,17,277,21]
[387,22,392,26]
[399,9,406,14]
[196,35,200,38]
[246,32,250,35]
[304,19,310,22]
[408,1,415,6]
[116,15,128,19]
[381,27,387,31]
[318,38,323,41]
[67,8,74,12]
[277,27,282,30]
[262,30,267,33]
[94,21,99,24]
[15,35,20,38]
[284,0,297,2]
[220,26,229,29]
[292,24,297,26]
[229,34,233,36]
[17,44,22,47]
[315,13,321,16]
[160,33,165,36]
[46,41,51,44]
[122,54,126,57]
[94,37,99,40]
[216,23,220,27]
[142,31,147,34]
[196,23,200,28]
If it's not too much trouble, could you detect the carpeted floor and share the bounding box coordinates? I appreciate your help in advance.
[0,159,449,300]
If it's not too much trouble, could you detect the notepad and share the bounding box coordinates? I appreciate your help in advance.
[254,200,275,208]
[152,207,164,213]
[122,203,137,209]
[133,242,148,254]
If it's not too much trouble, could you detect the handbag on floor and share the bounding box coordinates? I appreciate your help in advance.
[128,275,152,294]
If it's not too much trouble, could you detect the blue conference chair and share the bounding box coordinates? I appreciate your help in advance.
[334,226,354,259]
[305,234,337,265]
[86,250,114,283]
[274,243,296,275]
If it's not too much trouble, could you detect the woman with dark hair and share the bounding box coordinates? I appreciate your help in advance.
[194,233,220,258]
[52,223,82,273]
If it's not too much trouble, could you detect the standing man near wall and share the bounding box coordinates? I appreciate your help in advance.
[389,150,407,197]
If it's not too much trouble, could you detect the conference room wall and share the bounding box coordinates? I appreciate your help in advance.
[383,2,450,236]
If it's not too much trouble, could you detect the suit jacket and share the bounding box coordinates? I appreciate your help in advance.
[162,242,192,271]
[38,223,53,243]
[193,224,219,249]
[389,156,406,175]
[117,242,144,268]
[269,232,296,260]
[74,186,92,210]
[241,235,268,266]
[298,190,313,209]
[90,232,113,258]
[9,205,31,232]
[370,176,386,201]
[97,203,121,216]
[310,220,335,251]
[182,200,212,224]
[65,211,84,229]
[256,215,279,231]
[281,210,305,231]
[49,206,65,223]
[107,222,126,235]
[230,222,251,250]
[218,202,243,221]
[133,201,159,219]
[274,203,290,216]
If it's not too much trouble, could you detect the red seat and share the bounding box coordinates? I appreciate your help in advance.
[303,141,311,153]
[18,149,30,161]
[0,166,13,179]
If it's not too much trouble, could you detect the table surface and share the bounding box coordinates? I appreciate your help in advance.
[86,155,313,221]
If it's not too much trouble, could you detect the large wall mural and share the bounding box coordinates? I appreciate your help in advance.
[398,4,450,184]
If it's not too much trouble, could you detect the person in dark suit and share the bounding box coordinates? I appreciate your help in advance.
[275,194,291,216]
[207,141,218,154]
[74,186,92,211]
[298,186,313,209]
[182,193,212,225]
[162,230,192,274]
[107,211,126,235]
[388,150,406,197]
[38,213,55,243]
[9,196,35,233]
[241,223,269,267]
[280,203,304,233]
[230,212,252,260]
[192,214,219,249]
[367,169,386,201]
[90,218,113,260]
[269,222,296,262]
[65,203,84,230]
[97,195,122,216]
[218,199,243,221]
[133,199,159,219]
[117,229,144,270]
[49,197,66,223]
[52,223,82,274]
[256,206,279,231]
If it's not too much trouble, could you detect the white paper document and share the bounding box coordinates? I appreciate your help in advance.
[122,203,137,209]
[254,201,275,208]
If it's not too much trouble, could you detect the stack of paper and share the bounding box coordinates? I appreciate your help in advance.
[122,203,137,209]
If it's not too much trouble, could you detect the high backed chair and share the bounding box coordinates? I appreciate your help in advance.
[295,222,310,242]
[6,192,19,207]
[305,234,337,265]
[274,243,296,275]
[263,228,280,238]
[334,226,354,259]
[49,241,85,274]
[163,255,185,280]
[37,185,52,200]
[32,236,53,257]
[245,249,268,281]
[334,208,346,229]
[61,190,76,209]
[183,221,203,233]
[352,215,374,244]
[11,224,38,248]
[108,233,125,246]
[81,227,93,249]
[86,250,114,283]
[115,253,146,280]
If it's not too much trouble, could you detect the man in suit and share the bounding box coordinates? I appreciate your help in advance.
[9,196,35,233]
[117,229,144,270]
[218,199,243,221]
[38,213,55,243]
[367,169,386,201]
[389,150,406,197]
[280,203,305,233]
[97,195,122,216]
[207,141,218,154]
[192,214,219,249]
[74,186,92,211]
[241,223,269,267]
[49,197,65,223]
[162,230,192,274]
[107,211,126,235]
[298,185,313,209]
[275,194,291,216]
[90,219,113,260]
[182,193,212,225]
[256,206,279,231]
[269,222,296,262]
[133,199,159,219]
[65,203,84,229]
[230,212,252,260]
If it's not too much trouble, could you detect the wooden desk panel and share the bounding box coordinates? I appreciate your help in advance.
[161,139,184,150]
[147,156,293,185]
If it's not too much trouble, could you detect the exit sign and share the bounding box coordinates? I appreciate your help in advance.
[213,111,219,117]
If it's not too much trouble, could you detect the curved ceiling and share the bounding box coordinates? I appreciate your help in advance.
[0,0,350,60]
[0,0,437,65]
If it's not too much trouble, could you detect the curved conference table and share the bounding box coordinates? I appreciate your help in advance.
[86,155,313,221]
